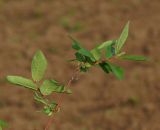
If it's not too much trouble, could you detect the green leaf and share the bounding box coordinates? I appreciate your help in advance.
[115,21,130,54]
[0,120,8,128]
[78,48,95,61]
[69,35,82,50]
[75,52,86,62]
[0,126,2,130]
[97,40,115,50]
[116,52,126,57]
[80,65,89,72]
[84,63,92,68]
[43,101,57,116]
[106,45,112,58]
[107,62,124,80]
[49,101,57,112]
[69,36,96,62]
[40,80,65,95]
[31,50,48,82]
[34,92,49,105]
[72,42,81,50]
[7,76,37,90]
[120,55,148,61]
[85,57,95,64]
[90,48,101,61]
[80,63,92,72]
[99,62,112,74]
[43,106,53,116]
[105,44,115,58]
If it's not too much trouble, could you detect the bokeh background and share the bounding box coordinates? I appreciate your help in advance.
[0,0,159,130]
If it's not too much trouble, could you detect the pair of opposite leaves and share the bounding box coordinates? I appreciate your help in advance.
[7,50,70,96]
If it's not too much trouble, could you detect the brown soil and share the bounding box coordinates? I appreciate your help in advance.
[0,0,160,130]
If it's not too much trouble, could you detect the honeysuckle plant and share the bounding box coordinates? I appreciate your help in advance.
[6,21,148,130]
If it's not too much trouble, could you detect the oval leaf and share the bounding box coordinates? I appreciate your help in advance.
[91,48,101,61]
[97,40,115,50]
[75,52,86,62]
[69,36,82,50]
[99,62,112,74]
[105,44,116,59]
[107,62,124,80]
[43,106,53,116]
[115,21,129,54]
[7,76,37,90]
[78,48,95,62]
[120,55,148,61]
[34,92,49,105]
[32,50,47,82]
[40,80,65,95]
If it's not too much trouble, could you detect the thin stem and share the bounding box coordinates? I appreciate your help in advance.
[44,116,54,130]
[43,57,115,130]
[57,64,80,108]
[44,64,80,130]
[43,57,116,130]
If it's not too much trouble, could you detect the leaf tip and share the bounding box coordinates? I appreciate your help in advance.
[6,76,12,82]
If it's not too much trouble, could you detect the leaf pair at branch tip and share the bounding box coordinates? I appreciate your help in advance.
[95,21,130,58]
[6,50,48,90]
[114,22,148,61]
[6,49,71,96]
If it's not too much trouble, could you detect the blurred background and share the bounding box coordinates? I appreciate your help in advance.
[0,0,159,130]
